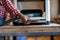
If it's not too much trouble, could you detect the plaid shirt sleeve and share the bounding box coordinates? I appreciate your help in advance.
[2,0,20,16]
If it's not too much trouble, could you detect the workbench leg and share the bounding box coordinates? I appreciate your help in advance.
[0,36,5,40]
[50,36,54,40]
[13,36,26,40]
[13,36,16,40]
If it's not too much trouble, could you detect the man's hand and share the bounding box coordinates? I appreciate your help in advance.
[21,15,32,24]
[17,13,32,24]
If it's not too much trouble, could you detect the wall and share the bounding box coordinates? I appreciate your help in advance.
[50,0,59,18]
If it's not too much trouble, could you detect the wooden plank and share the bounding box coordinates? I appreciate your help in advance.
[0,26,60,33]
[0,23,59,36]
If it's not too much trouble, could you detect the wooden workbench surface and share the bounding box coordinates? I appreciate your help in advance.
[0,23,60,36]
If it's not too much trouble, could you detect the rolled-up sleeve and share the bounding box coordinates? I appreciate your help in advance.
[2,0,20,15]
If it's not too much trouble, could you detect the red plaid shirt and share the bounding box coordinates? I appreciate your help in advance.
[0,0,20,18]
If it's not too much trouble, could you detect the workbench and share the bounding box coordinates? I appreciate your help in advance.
[0,23,60,36]
[0,23,60,40]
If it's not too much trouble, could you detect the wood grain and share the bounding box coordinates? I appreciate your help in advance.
[54,36,60,40]
[0,23,60,36]
[27,36,50,40]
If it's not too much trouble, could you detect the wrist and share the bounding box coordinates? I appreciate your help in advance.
[16,13,25,19]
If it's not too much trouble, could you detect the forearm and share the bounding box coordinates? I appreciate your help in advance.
[16,13,25,20]
[2,0,26,20]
